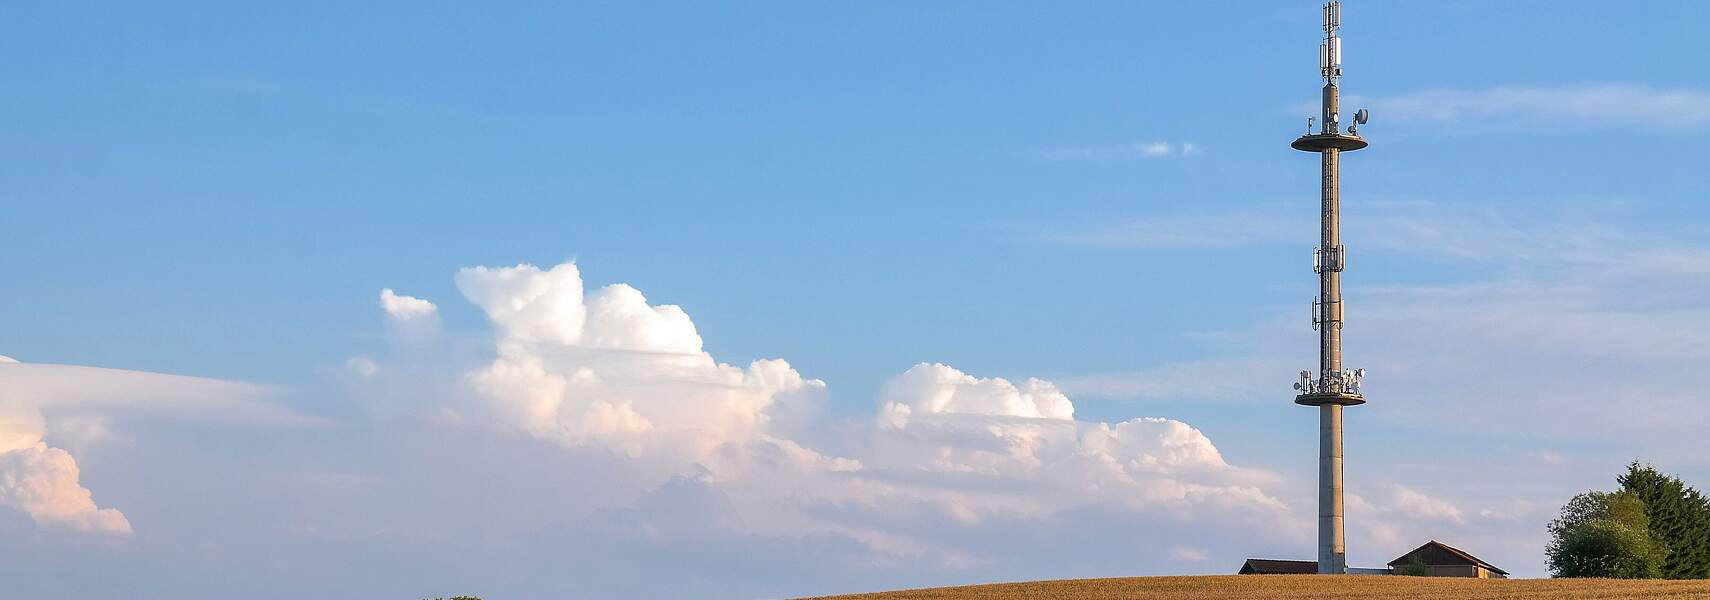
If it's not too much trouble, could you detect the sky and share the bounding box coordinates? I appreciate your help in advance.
[4,1,1710,597]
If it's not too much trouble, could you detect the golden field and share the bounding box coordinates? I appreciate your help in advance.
[800,574,1710,599]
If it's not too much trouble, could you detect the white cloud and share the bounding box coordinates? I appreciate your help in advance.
[1168,546,1209,561]
[0,258,1319,596]
[879,363,1074,427]
[0,385,129,535]
[1038,141,1202,161]
[1345,84,1710,131]
[454,262,832,472]
[1383,483,1466,525]
[869,364,1238,487]
[583,284,705,354]
[0,362,330,429]
[455,263,587,345]
[45,415,119,456]
[345,356,378,377]
[422,261,1295,571]
[0,443,132,535]
[0,357,338,538]
[0,396,45,454]
[379,288,437,321]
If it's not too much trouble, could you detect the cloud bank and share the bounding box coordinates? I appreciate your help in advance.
[0,359,334,538]
[2,255,1533,597]
[343,260,1301,580]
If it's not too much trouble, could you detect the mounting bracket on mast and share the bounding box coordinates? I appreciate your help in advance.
[1294,368,1367,405]
[1313,245,1346,273]
[1311,297,1343,331]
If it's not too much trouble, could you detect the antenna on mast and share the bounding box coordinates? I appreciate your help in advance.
[1320,2,1343,83]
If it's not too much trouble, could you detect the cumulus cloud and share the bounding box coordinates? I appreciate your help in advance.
[454,262,832,472]
[379,288,437,321]
[455,264,587,345]
[0,443,132,535]
[0,258,1314,597]
[409,261,1295,572]
[864,363,1254,513]
[872,363,1235,480]
[0,381,130,535]
[879,363,1074,426]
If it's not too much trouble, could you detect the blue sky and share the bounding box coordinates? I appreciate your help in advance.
[4,2,1710,597]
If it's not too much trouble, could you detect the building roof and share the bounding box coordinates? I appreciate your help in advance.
[1387,540,1509,576]
[1238,558,1318,574]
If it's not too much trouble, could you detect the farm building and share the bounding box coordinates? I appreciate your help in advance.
[1388,540,1508,579]
[1238,540,1506,578]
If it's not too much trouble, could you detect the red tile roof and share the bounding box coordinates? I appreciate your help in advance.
[1386,540,1508,576]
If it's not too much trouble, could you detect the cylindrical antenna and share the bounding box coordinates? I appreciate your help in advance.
[1320,2,1343,82]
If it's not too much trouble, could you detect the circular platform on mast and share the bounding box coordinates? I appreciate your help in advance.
[1291,133,1368,152]
[1295,392,1367,406]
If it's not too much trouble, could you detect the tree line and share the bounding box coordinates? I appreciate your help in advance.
[1548,462,1710,578]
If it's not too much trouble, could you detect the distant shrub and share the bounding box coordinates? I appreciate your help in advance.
[1547,490,1667,578]
[1397,555,1429,576]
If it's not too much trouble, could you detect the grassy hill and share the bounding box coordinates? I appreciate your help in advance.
[800,574,1710,599]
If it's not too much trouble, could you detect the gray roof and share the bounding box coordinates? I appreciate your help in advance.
[1239,558,1317,574]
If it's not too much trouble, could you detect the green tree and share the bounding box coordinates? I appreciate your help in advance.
[1397,555,1429,576]
[1547,490,1667,578]
[1620,462,1710,579]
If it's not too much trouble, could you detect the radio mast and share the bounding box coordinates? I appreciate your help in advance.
[1289,0,1370,576]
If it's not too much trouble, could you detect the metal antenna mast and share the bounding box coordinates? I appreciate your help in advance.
[1289,0,1369,576]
